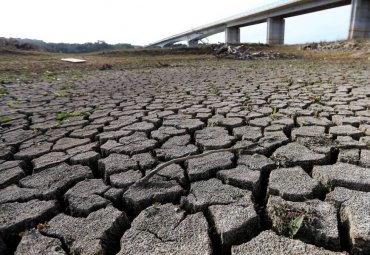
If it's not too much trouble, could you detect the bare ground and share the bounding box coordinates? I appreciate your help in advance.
[0,42,370,255]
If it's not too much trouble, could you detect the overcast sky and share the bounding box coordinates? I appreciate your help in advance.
[1,0,351,45]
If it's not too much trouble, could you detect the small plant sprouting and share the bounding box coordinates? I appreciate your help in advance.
[32,127,40,133]
[54,90,71,97]
[209,88,221,96]
[59,85,70,90]
[56,111,86,121]
[232,192,245,201]
[174,205,181,212]
[303,78,323,86]
[94,106,104,112]
[270,107,278,119]
[0,117,12,124]
[7,100,22,108]
[314,110,320,119]
[207,119,222,128]
[305,87,313,92]
[0,88,8,96]
[288,215,304,239]
[242,94,250,106]
[315,78,323,84]
[43,71,59,82]
[282,76,294,86]
[40,91,51,96]
[144,202,162,217]
[152,202,161,210]
[309,95,322,104]
[243,103,253,111]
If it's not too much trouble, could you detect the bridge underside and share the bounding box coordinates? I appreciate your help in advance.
[149,0,370,48]
[154,26,225,48]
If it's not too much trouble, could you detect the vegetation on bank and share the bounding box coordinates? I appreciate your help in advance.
[0,40,369,85]
[0,37,136,53]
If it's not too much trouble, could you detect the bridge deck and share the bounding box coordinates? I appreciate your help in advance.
[149,0,351,47]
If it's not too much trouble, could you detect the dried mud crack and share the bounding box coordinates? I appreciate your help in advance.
[0,58,370,255]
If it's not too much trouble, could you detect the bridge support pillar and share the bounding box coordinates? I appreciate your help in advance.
[188,40,199,47]
[267,17,285,45]
[225,27,240,43]
[348,0,370,39]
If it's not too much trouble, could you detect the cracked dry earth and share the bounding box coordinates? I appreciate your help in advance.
[0,59,370,255]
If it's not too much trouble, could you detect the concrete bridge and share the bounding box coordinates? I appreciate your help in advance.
[148,0,370,47]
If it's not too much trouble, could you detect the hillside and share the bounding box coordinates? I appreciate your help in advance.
[0,37,40,52]
[0,37,137,53]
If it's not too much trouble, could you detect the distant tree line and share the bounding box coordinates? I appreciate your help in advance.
[0,37,137,53]
[0,37,40,51]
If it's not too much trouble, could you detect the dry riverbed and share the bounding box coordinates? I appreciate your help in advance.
[0,47,370,254]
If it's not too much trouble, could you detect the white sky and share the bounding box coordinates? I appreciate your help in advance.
[0,0,351,45]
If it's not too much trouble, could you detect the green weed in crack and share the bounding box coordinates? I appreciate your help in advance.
[56,111,89,121]
[288,215,304,239]
[270,107,278,119]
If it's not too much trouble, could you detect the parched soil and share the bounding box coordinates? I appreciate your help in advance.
[0,52,370,255]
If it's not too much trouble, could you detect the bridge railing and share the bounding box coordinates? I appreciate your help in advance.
[209,0,298,26]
